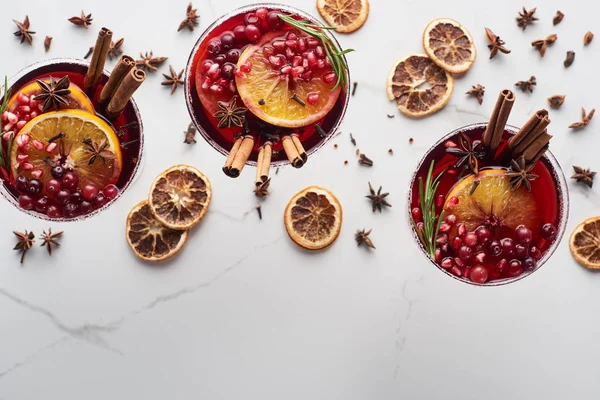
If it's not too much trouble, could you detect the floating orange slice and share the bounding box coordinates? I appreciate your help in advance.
[6,78,94,114]
[316,0,370,33]
[422,18,476,74]
[570,217,600,269]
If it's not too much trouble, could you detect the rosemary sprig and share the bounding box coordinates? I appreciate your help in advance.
[278,14,353,90]
[0,76,12,170]
[411,160,445,258]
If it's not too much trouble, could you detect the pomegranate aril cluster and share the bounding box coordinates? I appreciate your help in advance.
[1,94,42,139]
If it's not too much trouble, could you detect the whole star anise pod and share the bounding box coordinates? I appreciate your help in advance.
[13,16,35,45]
[161,65,184,95]
[254,177,271,198]
[516,7,538,30]
[178,2,200,32]
[485,28,511,59]
[213,96,248,129]
[531,34,557,57]
[40,228,63,256]
[14,230,35,264]
[445,132,485,174]
[82,137,116,165]
[466,84,485,105]
[366,182,391,213]
[355,229,375,249]
[569,108,595,129]
[68,10,93,28]
[506,156,539,191]
[136,51,168,72]
[553,11,564,25]
[108,38,124,60]
[33,76,71,112]
[572,166,596,188]
[515,76,536,93]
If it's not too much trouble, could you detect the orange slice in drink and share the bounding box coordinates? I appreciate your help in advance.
[570,217,600,269]
[422,18,476,74]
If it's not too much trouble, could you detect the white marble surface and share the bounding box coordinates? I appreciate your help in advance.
[1,0,599,398]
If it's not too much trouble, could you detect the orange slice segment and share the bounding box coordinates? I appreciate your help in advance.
[570,217,600,269]
[316,0,370,33]
[6,78,94,114]
[284,186,342,250]
[423,18,476,74]
[148,165,212,230]
[126,200,189,262]
[386,54,454,118]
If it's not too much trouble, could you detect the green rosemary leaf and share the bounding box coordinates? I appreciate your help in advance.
[413,160,446,258]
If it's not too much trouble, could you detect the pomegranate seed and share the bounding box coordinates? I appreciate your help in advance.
[273,40,285,52]
[262,46,274,58]
[280,66,292,74]
[269,55,283,67]
[306,92,319,105]
[292,56,302,67]
[317,59,326,69]
[444,214,457,225]
[286,32,298,41]
[22,115,31,122]
[445,196,459,209]
[464,232,478,247]
[298,38,307,51]
[285,40,298,49]
[445,140,458,148]
[291,66,304,77]
[300,70,312,80]
[201,59,214,72]
[497,259,507,271]
[1,111,8,121]
[201,76,212,90]
[29,98,39,108]
[46,142,57,153]
[440,243,449,252]
[436,233,448,245]
[469,265,489,284]
[307,38,320,48]
[2,132,13,141]
[19,143,29,152]
[322,72,336,83]
[207,63,221,79]
[307,52,318,67]
[29,111,38,119]
[4,123,13,132]
[474,252,486,264]
[22,162,34,170]
[324,57,331,67]
[228,81,236,93]
[440,257,454,269]
[32,139,44,150]
[209,84,220,93]
[439,222,451,233]
[435,248,443,262]
[6,112,18,124]
[457,246,472,260]
[233,68,246,79]
[315,45,325,57]
[16,121,26,130]
[17,105,31,114]
[17,154,29,163]
[16,134,30,147]
[411,207,422,221]
[240,61,252,73]
[450,266,462,277]
[453,257,464,268]
[285,47,295,59]
[31,169,43,179]
[462,267,470,278]
[452,237,463,250]
[417,222,424,234]
[457,223,466,237]
[17,93,29,105]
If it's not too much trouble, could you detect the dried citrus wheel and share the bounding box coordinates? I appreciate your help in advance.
[569,217,600,269]
[126,200,189,262]
[148,165,212,230]
[422,18,476,74]
[10,110,122,188]
[235,31,341,128]
[386,54,454,118]
[284,186,342,250]
[316,0,370,33]
[6,78,94,114]
[444,169,541,238]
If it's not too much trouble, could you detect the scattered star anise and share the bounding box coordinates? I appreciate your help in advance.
[254,177,271,198]
[183,122,196,144]
[445,132,485,174]
[40,228,63,256]
[366,182,391,213]
[108,38,124,60]
[44,36,52,52]
[506,156,539,191]
[178,2,200,32]
[515,76,536,93]
[355,229,375,249]
[13,230,35,264]
[13,16,35,45]
[548,95,565,109]
[572,166,596,188]
[569,108,595,129]
[68,10,93,28]
[136,51,168,72]
[466,84,485,105]
[553,11,564,25]
[161,65,184,95]
[531,34,557,57]
[213,96,247,129]
[485,28,511,59]
[516,7,538,30]
[33,76,71,112]
[82,137,116,165]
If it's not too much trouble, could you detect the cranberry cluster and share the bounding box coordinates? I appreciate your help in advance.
[1,92,42,139]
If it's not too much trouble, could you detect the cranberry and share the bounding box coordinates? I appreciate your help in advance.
[411,207,422,221]
[523,257,536,271]
[214,54,227,65]
[15,175,29,193]
[464,232,478,247]
[35,196,49,213]
[61,172,78,191]
[55,189,71,205]
[244,12,260,26]
[489,240,502,256]
[457,245,473,261]
[46,179,61,195]
[514,244,529,260]
[27,179,43,196]
[232,25,247,43]
[508,259,523,277]
[267,11,284,30]
[245,24,261,42]
[82,184,99,201]
[529,246,542,260]
[515,225,533,244]
[78,201,93,215]
[500,238,515,256]
[70,191,83,205]
[475,226,492,243]
[103,184,119,200]
[469,265,489,284]
[47,205,61,219]
[226,49,240,63]
[220,33,236,50]
[207,39,223,56]
[541,223,557,240]
[93,193,107,208]
[63,203,78,218]
[51,165,65,179]
[440,257,454,269]
[221,63,235,79]
[18,194,34,210]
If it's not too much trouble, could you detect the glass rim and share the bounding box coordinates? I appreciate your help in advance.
[183,2,351,167]
[406,122,570,287]
[0,57,145,223]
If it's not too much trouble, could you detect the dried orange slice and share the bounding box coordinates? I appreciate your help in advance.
[422,18,476,74]
[148,165,212,230]
[126,200,188,262]
[284,186,342,250]
[386,54,454,118]
[316,0,370,33]
[570,217,600,269]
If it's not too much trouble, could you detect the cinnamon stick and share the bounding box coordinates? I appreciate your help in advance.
[282,136,303,168]
[522,131,552,162]
[229,136,254,177]
[483,89,515,153]
[527,144,549,166]
[291,134,307,163]
[508,109,550,153]
[84,27,113,92]
[255,142,272,185]
[105,68,146,120]
[223,137,243,176]
[99,55,135,105]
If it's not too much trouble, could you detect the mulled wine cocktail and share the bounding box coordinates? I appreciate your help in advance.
[408,123,568,285]
[185,3,350,177]
[0,59,143,220]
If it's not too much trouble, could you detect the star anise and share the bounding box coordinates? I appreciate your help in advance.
[569,108,595,129]
[366,182,391,213]
[548,95,565,109]
[254,177,271,198]
[108,38,124,60]
[213,96,247,129]
[44,36,52,52]
[506,156,539,191]
[515,76,536,93]
[553,11,564,25]
[40,228,63,256]
[68,10,93,28]
[136,51,168,72]
[161,65,184,95]
[485,28,510,59]
[178,2,200,32]
[516,7,538,30]
[13,16,35,45]
[82,137,117,165]
[33,76,71,112]
[13,230,35,264]
[572,166,596,188]
[355,229,375,249]
[531,34,557,57]
[183,122,197,144]
[445,132,485,174]
[466,84,485,105]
